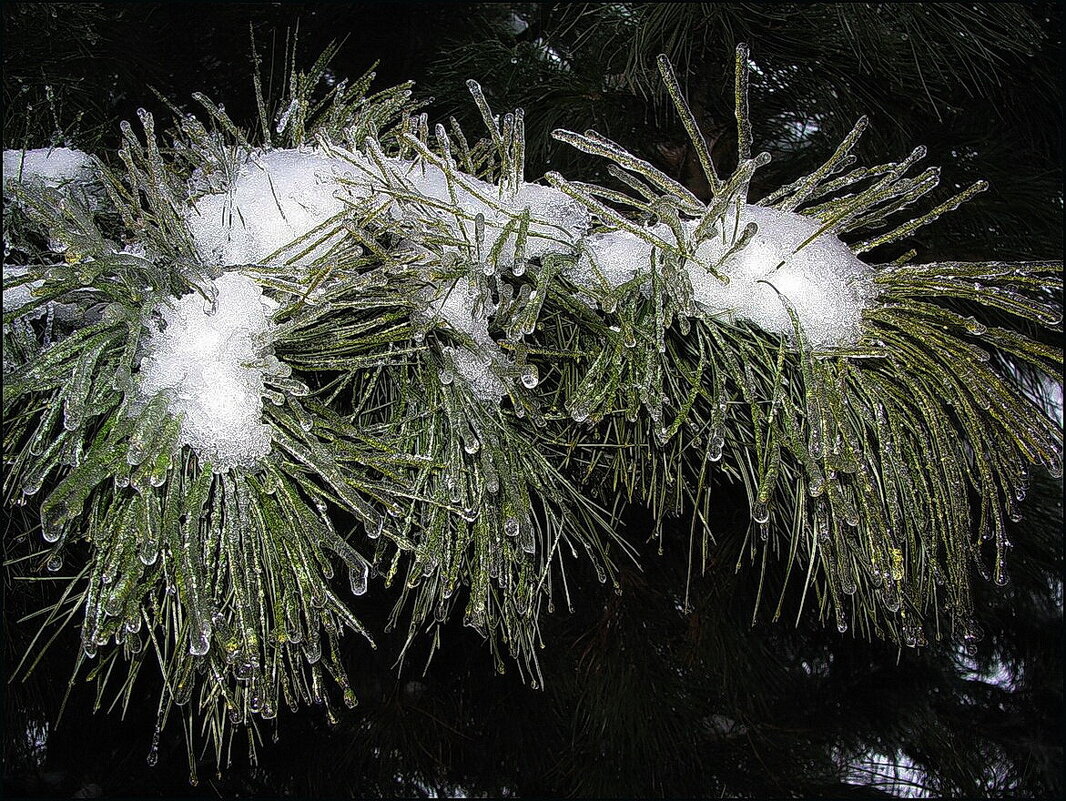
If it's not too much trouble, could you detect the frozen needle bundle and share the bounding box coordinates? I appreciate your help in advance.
[2,45,1061,761]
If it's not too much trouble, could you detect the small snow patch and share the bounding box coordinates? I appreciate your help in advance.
[2,265,43,314]
[135,272,285,471]
[510,182,589,258]
[572,229,654,290]
[689,205,874,347]
[3,147,95,187]
[398,162,588,262]
[427,276,492,344]
[572,204,874,347]
[446,345,508,402]
[185,148,374,268]
[427,276,508,402]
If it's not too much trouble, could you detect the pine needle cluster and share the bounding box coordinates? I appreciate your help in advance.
[2,40,1061,769]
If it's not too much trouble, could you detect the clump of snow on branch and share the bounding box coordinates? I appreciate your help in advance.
[135,272,285,471]
[428,276,509,401]
[427,276,493,344]
[3,147,95,187]
[4,147,101,252]
[689,205,874,348]
[2,265,43,315]
[185,147,589,271]
[4,265,82,341]
[397,160,590,261]
[572,230,654,290]
[181,143,875,406]
[573,204,874,348]
[182,147,591,401]
[185,148,375,267]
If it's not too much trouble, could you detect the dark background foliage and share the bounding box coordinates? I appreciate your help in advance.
[3,3,1062,797]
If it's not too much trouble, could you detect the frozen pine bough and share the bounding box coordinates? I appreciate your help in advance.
[1,45,1061,766]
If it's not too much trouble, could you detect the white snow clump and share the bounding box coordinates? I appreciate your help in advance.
[395,160,589,261]
[2,264,81,338]
[181,146,872,409]
[182,148,589,402]
[135,272,284,471]
[396,164,586,401]
[688,205,874,348]
[573,229,654,290]
[573,204,874,348]
[186,147,375,267]
[184,149,590,268]
[2,265,43,314]
[428,276,508,401]
[184,148,589,273]
[3,147,95,188]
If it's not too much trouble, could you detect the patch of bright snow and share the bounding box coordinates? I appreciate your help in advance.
[2,265,43,314]
[688,204,874,347]
[427,276,508,401]
[135,272,285,471]
[571,204,873,347]
[397,161,588,261]
[185,148,375,267]
[3,147,95,187]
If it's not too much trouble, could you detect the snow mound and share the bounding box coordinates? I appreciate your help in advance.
[185,148,374,267]
[446,345,509,402]
[185,148,590,273]
[427,276,508,402]
[180,148,872,405]
[136,273,284,471]
[689,205,874,347]
[398,161,589,262]
[3,147,95,187]
[572,204,873,347]
[2,265,43,314]
[573,229,654,290]
[427,275,492,343]
[510,182,589,258]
